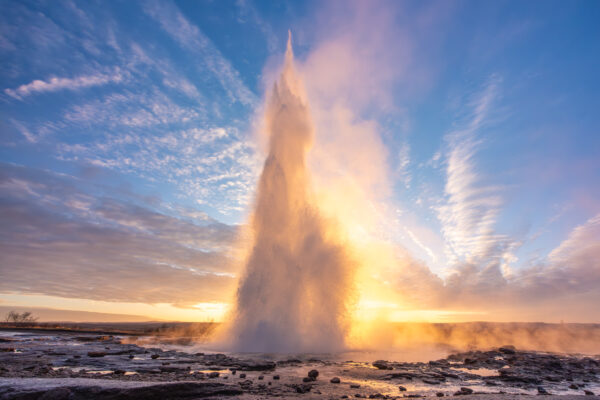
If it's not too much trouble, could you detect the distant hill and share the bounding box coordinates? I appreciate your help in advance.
[0,306,157,323]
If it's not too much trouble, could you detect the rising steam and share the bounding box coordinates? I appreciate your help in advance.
[228,34,355,353]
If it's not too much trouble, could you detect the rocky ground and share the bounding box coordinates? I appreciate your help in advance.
[0,330,599,399]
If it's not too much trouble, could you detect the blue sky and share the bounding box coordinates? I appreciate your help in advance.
[1,0,599,321]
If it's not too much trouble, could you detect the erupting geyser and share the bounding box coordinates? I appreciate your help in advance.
[229,34,355,353]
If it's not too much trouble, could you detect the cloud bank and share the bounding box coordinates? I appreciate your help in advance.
[0,163,238,307]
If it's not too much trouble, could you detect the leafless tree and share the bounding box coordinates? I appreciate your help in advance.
[4,311,38,324]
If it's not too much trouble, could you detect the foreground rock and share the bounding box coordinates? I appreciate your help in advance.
[0,382,242,399]
[1,330,599,399]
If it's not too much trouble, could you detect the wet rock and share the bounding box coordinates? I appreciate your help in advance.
[499,346,516,355]
[86,351,106,357]
[454,387,473,395]
[2,382,243,399]
[429,360,448,366]
[330,377,341,383]
[235,360,277,371]
[373,360,393,370]
[537,386,549,395]
[160,366,184,373]
[440,371,460,379]
[239,379,252,390]
[278,358,302,366]
[385,372,416,380]
[239,379,253,389]
[545,375,561,382]
[293,383,313,393]
[398,386,407,391]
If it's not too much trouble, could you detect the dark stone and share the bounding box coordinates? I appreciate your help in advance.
[499,346,516,355]
[454,387,473,395]
[239,380,253,389]
[537,386,549,395]
[303,377,313,382]
[437,393,445,397]
[208,371,220,378]
[308,369,319,379]
[293,383,313,393]
[273,375,280,380]
[235,360,276,371]
[569,384,579,390]
[160,366,184,373]
[330,377,341,383]
[385,372,416,380]
[239,373,246,378]
[398,386,407,391]
[350,384,361,389]
[584,390,595,396]
[258,375,264,380]
[151,354,160,359]
[87,352,106,358]
[373,360,392,370]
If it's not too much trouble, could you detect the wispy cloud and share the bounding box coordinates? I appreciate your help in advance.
[436,76,512,270]
[143,0,257,106]
[9,119,37,143]
[397,141,412,189]
[4,69,123,99]
[57,124,261,216]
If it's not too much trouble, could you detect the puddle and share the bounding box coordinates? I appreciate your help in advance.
[452,367,499,377]
[191,369,230,374]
